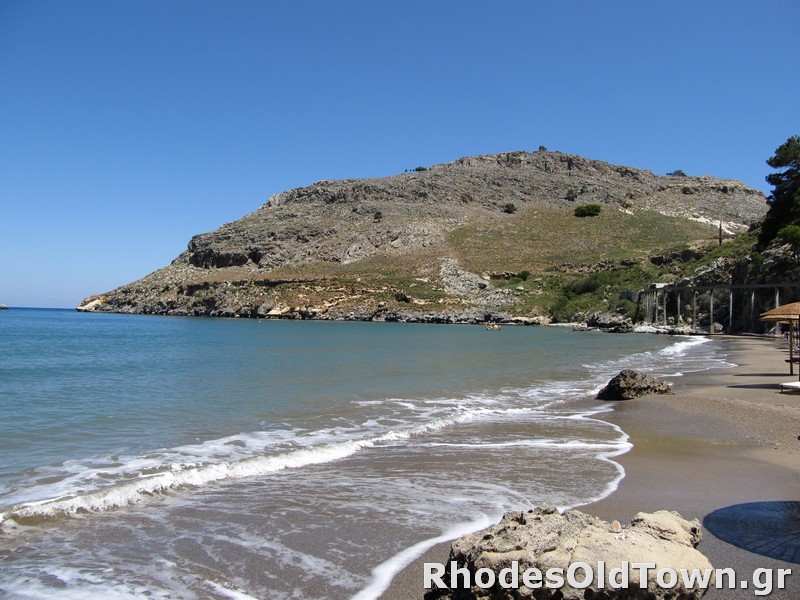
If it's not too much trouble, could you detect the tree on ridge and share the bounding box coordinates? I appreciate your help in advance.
[758,135,800,249]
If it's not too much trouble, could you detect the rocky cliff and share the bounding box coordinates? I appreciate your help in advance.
[78,149,767,321]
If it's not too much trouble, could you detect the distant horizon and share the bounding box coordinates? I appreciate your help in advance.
[2,306,72,310]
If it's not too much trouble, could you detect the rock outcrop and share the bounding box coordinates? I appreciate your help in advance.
[587,312,634,333]
[75,295,107,312]
[425,505,711,600]
[597,369,674,400]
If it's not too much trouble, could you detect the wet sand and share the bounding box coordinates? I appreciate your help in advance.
[381,335,800,599]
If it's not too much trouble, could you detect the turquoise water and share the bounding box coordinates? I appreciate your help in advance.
[0,309,732,599]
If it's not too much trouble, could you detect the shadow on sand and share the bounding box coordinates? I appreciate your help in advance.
[732,372,790,378]
[704,501,800,564]
[726,383,783,390]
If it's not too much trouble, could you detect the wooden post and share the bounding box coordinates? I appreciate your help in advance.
[750,289,755,330]
[652,291,657,324]
[796,320,800,381]
[677,291,681,324]
[650,291,656,324]
[729,289,734,334]
[650,291,655,324]
[653,291,658,324]
[709,290,715,334]
[692,291,697,329]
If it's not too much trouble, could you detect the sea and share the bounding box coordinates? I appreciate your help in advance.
[0,308,734,599]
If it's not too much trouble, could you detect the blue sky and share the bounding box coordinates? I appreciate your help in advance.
[1,1,798,308]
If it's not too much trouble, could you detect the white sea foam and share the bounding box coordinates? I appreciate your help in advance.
[203,582,261,600]
[586,334,732,381]
[213,531,364,590]
[422,439,631,451]
[658,335,709,356]
[0,403,546,526]
[350,513,498,600]
[561,409,633,510]
[0,564,188,600]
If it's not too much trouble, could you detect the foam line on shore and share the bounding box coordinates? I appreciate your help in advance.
[563,408,633,510]
[351,513,498,600]
[0,404,541,527]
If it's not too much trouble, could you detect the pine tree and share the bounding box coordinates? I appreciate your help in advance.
[759,135,800,248]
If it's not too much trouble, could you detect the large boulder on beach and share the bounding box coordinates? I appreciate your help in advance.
[597,369,674,400]
[425,505,711,600]
[587,312,634,333]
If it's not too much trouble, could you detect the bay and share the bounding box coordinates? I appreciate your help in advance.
[0,309,731,599]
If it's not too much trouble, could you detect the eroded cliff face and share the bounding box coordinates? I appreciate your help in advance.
[77,149,768,320]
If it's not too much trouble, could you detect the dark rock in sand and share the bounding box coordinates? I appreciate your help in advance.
[597,369,674,400]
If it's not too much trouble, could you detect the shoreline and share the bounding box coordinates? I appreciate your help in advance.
[73,303,700,333]
[380,335,800,599]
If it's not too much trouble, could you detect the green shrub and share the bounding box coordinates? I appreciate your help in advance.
[548,266,656,322]
[610,297,637,319]
[778,224,800,257]
[574,204,601,217]
[565,188,578,202]
[503,203,517,214]
[373,210,383,222]
[667,169,687,177]
[568,276,602,295]
[414,166,427,172]
[518,270,530,281]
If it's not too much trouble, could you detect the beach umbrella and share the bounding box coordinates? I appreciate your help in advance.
[760,301,800,320]
[759,302,800,378]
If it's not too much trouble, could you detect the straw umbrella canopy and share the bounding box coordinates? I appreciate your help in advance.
[760,301,800,322]
[760,302,800,378]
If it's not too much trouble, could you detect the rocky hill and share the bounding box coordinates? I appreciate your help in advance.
[78,149,767,322]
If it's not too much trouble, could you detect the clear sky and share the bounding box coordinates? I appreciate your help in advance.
[1,1,798,308]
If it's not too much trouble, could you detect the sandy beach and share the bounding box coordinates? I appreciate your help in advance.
[382,334,800,599]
